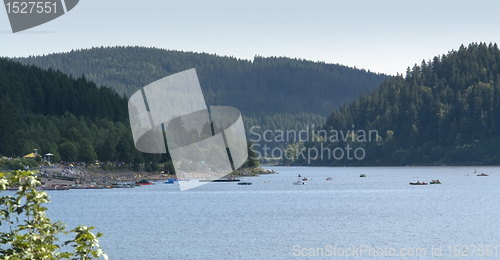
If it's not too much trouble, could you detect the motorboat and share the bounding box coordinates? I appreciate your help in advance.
[409,181,427,185]
[294,177,306,185]
[136,179,153,185]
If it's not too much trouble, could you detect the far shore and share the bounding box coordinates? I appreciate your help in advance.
[36,166,276,186]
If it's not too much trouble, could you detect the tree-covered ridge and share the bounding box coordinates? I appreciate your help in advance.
[310,42,500,165]
[243,112,326,135]
[0,57,143,166]
[0,58,258,173]
[13,46,386,117]
[0,58,127,121]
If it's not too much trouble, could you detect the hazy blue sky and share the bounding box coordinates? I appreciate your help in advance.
[1,0,499,75]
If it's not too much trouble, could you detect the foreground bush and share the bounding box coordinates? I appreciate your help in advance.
[0,170,107,259]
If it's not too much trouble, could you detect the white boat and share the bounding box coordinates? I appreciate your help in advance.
[293,181,306,185]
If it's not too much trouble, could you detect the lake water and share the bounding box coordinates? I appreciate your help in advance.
[44,166,500,259]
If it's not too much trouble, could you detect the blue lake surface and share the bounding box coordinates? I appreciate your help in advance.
[43,166,500,259]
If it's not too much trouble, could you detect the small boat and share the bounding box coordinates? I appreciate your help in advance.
[298,174,301,177]
[238,182,252,185]
[136,179,153,185]
[477,173,489,176]
[360,174,366,177]
[326,177,332,181]
[293,181,306,185]
[164,179,175,184]
[302,178,307,181]
[430,180,441,184]
[409,181,427,185]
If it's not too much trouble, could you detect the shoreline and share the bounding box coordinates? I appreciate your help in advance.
[38,166,276,186]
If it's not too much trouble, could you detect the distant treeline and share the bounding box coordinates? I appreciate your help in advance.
[0,58,148,168]
[292,43,500,166]
[0,57,256,171]
[13,46,386,132]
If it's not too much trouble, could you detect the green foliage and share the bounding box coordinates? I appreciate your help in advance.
[307,42,500,165]
[244,141,260,168]
[0,170,107,259]
[0,96,21,157]
[78,139,97,164]
[3,47,386,168]
[58,141,77,162]
[0,61,147,167]
[0,57,144,166]
[13,47,386,116]
[161,161,175,175]
[0,158,38,171]
[0,58,127,124]
[12,47,385,150]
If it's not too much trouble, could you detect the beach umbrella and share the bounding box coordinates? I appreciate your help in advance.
[44,153,53,162]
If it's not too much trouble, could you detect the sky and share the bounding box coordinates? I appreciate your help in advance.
[1,0,500,75]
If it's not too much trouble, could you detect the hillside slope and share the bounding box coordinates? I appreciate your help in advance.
[296,43,500,165]
[0,58,144,165]
[13,47,386,132]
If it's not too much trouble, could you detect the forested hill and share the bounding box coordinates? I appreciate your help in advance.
[0,58,127,121]
[0,58,145,166]
[12,47,386,117]
[301,43,500,166]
